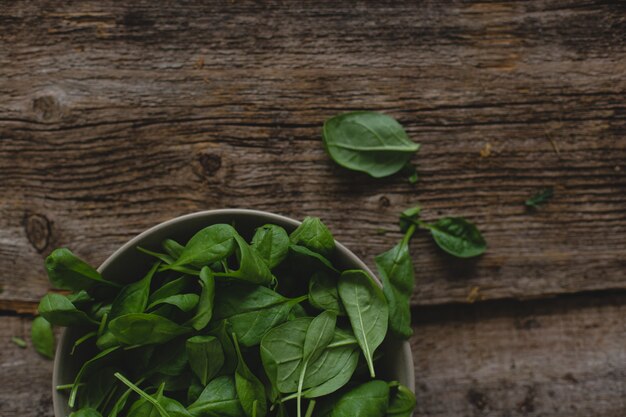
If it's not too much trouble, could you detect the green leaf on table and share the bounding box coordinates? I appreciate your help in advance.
[38,293,98,327]
[11,336,26,348]
[109,313,189,346]
[327,380,390,417]
[31,316,55,359]
[45,248,120,291]
[289,217,335,257]
[338,270,388,378]
[375,226,415,339]
[213,283,307,347]
[251,224,290,269]
[525,187,554,208]
[186,335,224,386]
[308,271,344,315]
[168,224,237,268]
[185,267,216,331]
[233,333,267,417]
[428,217,486,258]
[322,111,420,178]
[398,205,421,233]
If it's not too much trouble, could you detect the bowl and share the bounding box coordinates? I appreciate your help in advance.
[53,209,415,416]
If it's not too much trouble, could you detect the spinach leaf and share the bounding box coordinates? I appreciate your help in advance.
[386,382,416,417]
[185,267,216,331]
[251,224,290,269]
[149,277,189,305]
[308,271,344,315]
[187,376,245,417]
[328,380,389,417]
[109,313,189,346]
[69,408,103,417]
[213,283,306,347]
[289,245,338,273]
[69,346,121,408]
[207,320,238,376]
[168,224,237,268]
[233,334,267,417]
[148,294,199,313]
[45,248,120,291]
[525,187,554,208]
[375,225,415,339]
[260,318,358,396]
[186,335,224,385]
[322,111,420,178]
[338,270,388,378]
[427,217,486,258]
[31,316,55,359]
[215,235,273,285]
[297,312,337,417]
[398,205,421,233]
[289,217,335,257]
[38,293,98,326]
[78,367,117,410]
[162,238,185,259]
[149,337,189,377]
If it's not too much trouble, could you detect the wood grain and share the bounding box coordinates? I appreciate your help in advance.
[0,2,625,308]
[1,292,624,417]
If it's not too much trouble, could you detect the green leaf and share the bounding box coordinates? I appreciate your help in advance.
[78,366,117,410]
[186,335,224,386]
[328,380,390,417]
[428,217,486,258]
[109,313,190,346]
[11,336,26,348]
[289,217,335,257]
[289,245,338,273]
[525,187,554,208]
[338,270,388,378]
[69,346,121,408]
[375,226,415,339]
[69,408,103,417]
[31,316,55,359]
[251,224,290,269]
[169,224,237,268]
[148,293,199,313]
[398,206,421,233]
[148,277,190,305]
[213,283,306,347]
[207,320,238,376]
[308,271,344,315]
[322,111,420,178]
[45,248,120,291]
[187,376,245,417]
[162,238,185,259]
[233,334,267,417]
[38,293,98,327]
[386,383,416,417]
[149,337,189,377]
[185,267,216,331]
[215,235,273,285]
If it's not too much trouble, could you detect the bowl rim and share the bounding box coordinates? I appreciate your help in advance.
[53,209,415,415]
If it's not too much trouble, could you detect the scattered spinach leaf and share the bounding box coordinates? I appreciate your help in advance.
[427,217,486,258]
[31,316,55,358]
[11,336,26,348]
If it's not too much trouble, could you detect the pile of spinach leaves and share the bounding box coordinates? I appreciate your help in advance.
[36,217,416,417]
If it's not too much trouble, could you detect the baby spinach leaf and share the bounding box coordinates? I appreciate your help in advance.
[427,217,486,258]
[207,320,238,375]
[296,349,359,399]
[289,217,335,257]
[11,336,26,348]
[215,235,273,285]
[38,293,98,327]
[338,270,388,378]
[322,111,420,178]
[162,238,185,259]
[328,380,389,417]
[386,382,416,417]
[187,376,245,417]
[308,271,344,315]
[67,290,93,305]
[525,187,554,208]
[148,294,199,313]
[251,224,290,269]
[149,277,189,305]
[114,373,170,417]
[45,248,120,291]
[233,334,267,417]
[69,346,121,408]
[31,316,55,359]
[297,312,337,417]
[149,337,189,377]
[375,225,415,339]
[398,205,421,233]
[213,283,307,347]
[289,245,338,273]
[185,267,215,331]
[168,224,237,268]
[186,335,224,386]
[78,366,117,410]
[109,313,190,346]
[69,408,103,417]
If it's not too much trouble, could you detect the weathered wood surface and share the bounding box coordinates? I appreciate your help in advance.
[1,0,625,308]
[2,292,625,417]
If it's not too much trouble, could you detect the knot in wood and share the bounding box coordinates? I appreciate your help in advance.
[24,213,52,253]
[32,95,63,122]
[378,195,390,208]
[198,153,222,177]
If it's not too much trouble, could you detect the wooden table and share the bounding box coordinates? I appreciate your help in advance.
[1,1,625,416]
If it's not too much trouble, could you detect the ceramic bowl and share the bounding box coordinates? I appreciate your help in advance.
[53,209,415,416]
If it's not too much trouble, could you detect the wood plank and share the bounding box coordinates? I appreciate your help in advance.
[1,292,624,416]
[1,0,625,307]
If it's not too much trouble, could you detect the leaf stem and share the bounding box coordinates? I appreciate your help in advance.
[114,372,170,417]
